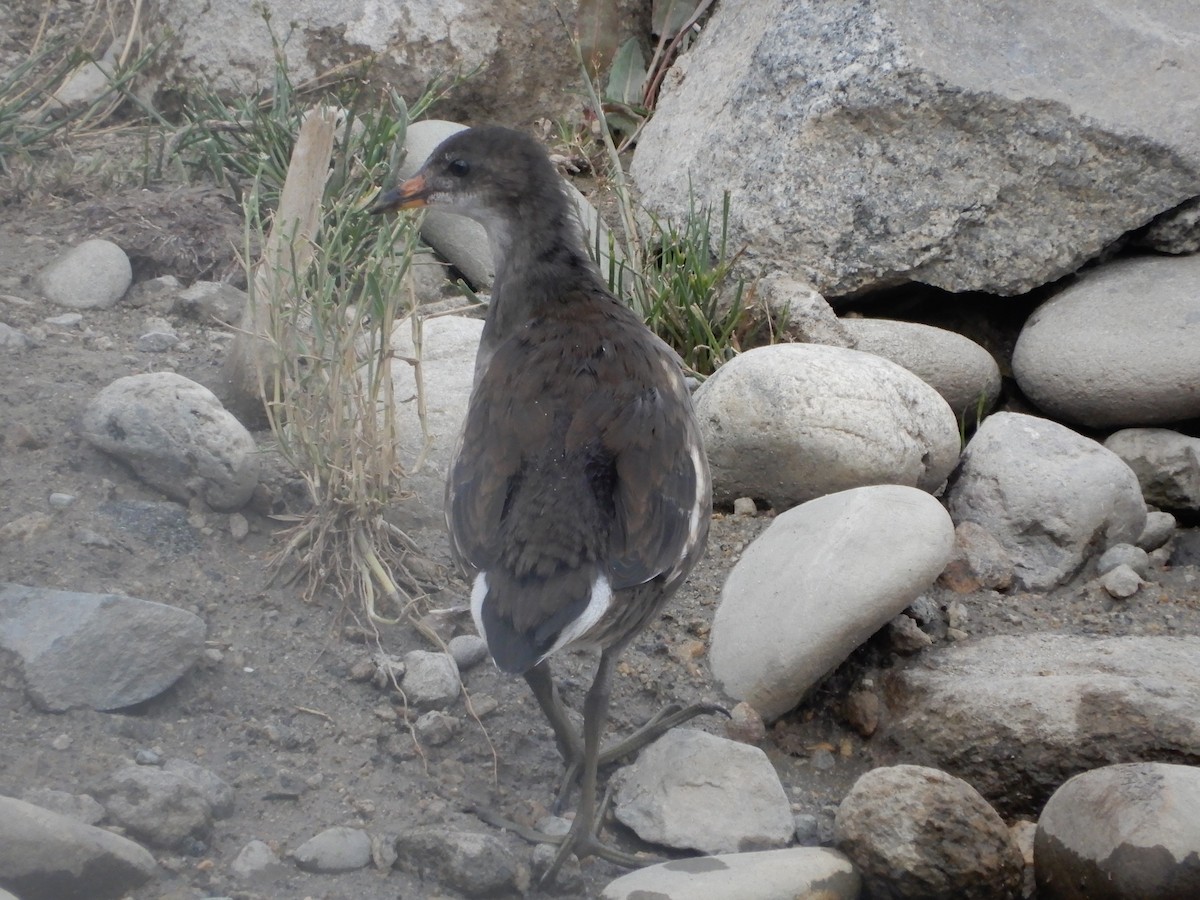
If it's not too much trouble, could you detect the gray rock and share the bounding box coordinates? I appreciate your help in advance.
[633,0,1200,297]
[835,765,1023,900]
[611,728,794,854]
[842,318,1001,420]
[18,788,105,825]
[157,4,593,144]
[44,312,83,328]
[413,710,459,746]
[38,239,131,308]
[0,582,206,712]
[880,634,1200,815]
[231,839,282,878]
[1095,543,1150,578]
[94,765,214,848]
[889,614,934,653]
[447,633,488,670]
[1036,762,1200,900]
[710,485,953,720]
[292,826,372,873]
[0,321,33,350]
[175,280,246,325]
[0,794,157,900]
[1100,564,1143,600]
[600,846,861,900]
[1013,257,1200,427]
[945,413,1146,590]
[81,372,260,511]
[162,758,234,818]
[757,272,853,346]
[393,827,519,897]
[694,344,960,510]
[938,520,1014,593]
[1138,510,1177,552]
[1104,427,1200,511]
[401,650,460,708]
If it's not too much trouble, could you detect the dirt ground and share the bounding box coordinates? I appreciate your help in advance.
[4,18,1200,900]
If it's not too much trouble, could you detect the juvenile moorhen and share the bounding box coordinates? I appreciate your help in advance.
[371,126,712,880]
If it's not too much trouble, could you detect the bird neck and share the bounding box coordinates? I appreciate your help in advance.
[476,195,603,375]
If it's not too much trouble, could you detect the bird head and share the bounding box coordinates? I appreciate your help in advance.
[369,126,564,231]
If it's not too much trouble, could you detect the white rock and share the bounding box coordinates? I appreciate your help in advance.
[835,765,1023,900]
[447,633,488,670]
[393,827,520,897]
[398,120,620,291]
[175,280,246,325]
[81,372,260,511]
[841,318,1001,420]
[0,582,206,712]
[1013,256,1200,427]
[709,485,955,721]
[600,847,860,900]
[38,239,132,309]
[1036,763,1200,899]
[611,729,794,854]
[0,795,157,899]
[945,413,1145,589]
[694,344,960,510]
[632,1,1200,297]
[1104,427,1200,511]
[880,634,1200,815]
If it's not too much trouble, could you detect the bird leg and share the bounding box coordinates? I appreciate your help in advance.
[539,647,656,885]
[523,659,583,765]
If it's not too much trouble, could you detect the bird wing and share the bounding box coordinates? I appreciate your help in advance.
[446,302,709,668]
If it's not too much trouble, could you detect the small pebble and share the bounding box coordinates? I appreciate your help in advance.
[51,733,73,751]
[413,710,460,746]
[45,313,83,327]
[447,633,489,670]
[134,748,163,766]
[228,512,250,541]
[137,331,178,352]
[947,627,969,641]
[1137,510,1176,551]
[810,747,836,770]
[48,492,77,508]
[794,812,821,845]
[733,496,758,516]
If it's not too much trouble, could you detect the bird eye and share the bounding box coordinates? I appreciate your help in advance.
[448,158,470,177]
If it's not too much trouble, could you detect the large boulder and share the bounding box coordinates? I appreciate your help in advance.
[153,1,638,126]
[879,634,1200,816]
[633,0,1200,296]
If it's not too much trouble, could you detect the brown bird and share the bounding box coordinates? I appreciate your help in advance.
[371,125,712,880]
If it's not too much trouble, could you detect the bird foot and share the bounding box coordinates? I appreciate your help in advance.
[471,792,662,886]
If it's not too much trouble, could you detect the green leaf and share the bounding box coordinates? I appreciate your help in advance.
[575,0,621,78]
[652,0,702,37]
[604,38,647,107]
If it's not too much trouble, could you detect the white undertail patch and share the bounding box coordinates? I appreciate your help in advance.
[542,574,613,662]
[470,571,490,647]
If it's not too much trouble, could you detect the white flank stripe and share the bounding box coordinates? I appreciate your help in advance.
[541,574,612,662]
[470,572,490,646]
